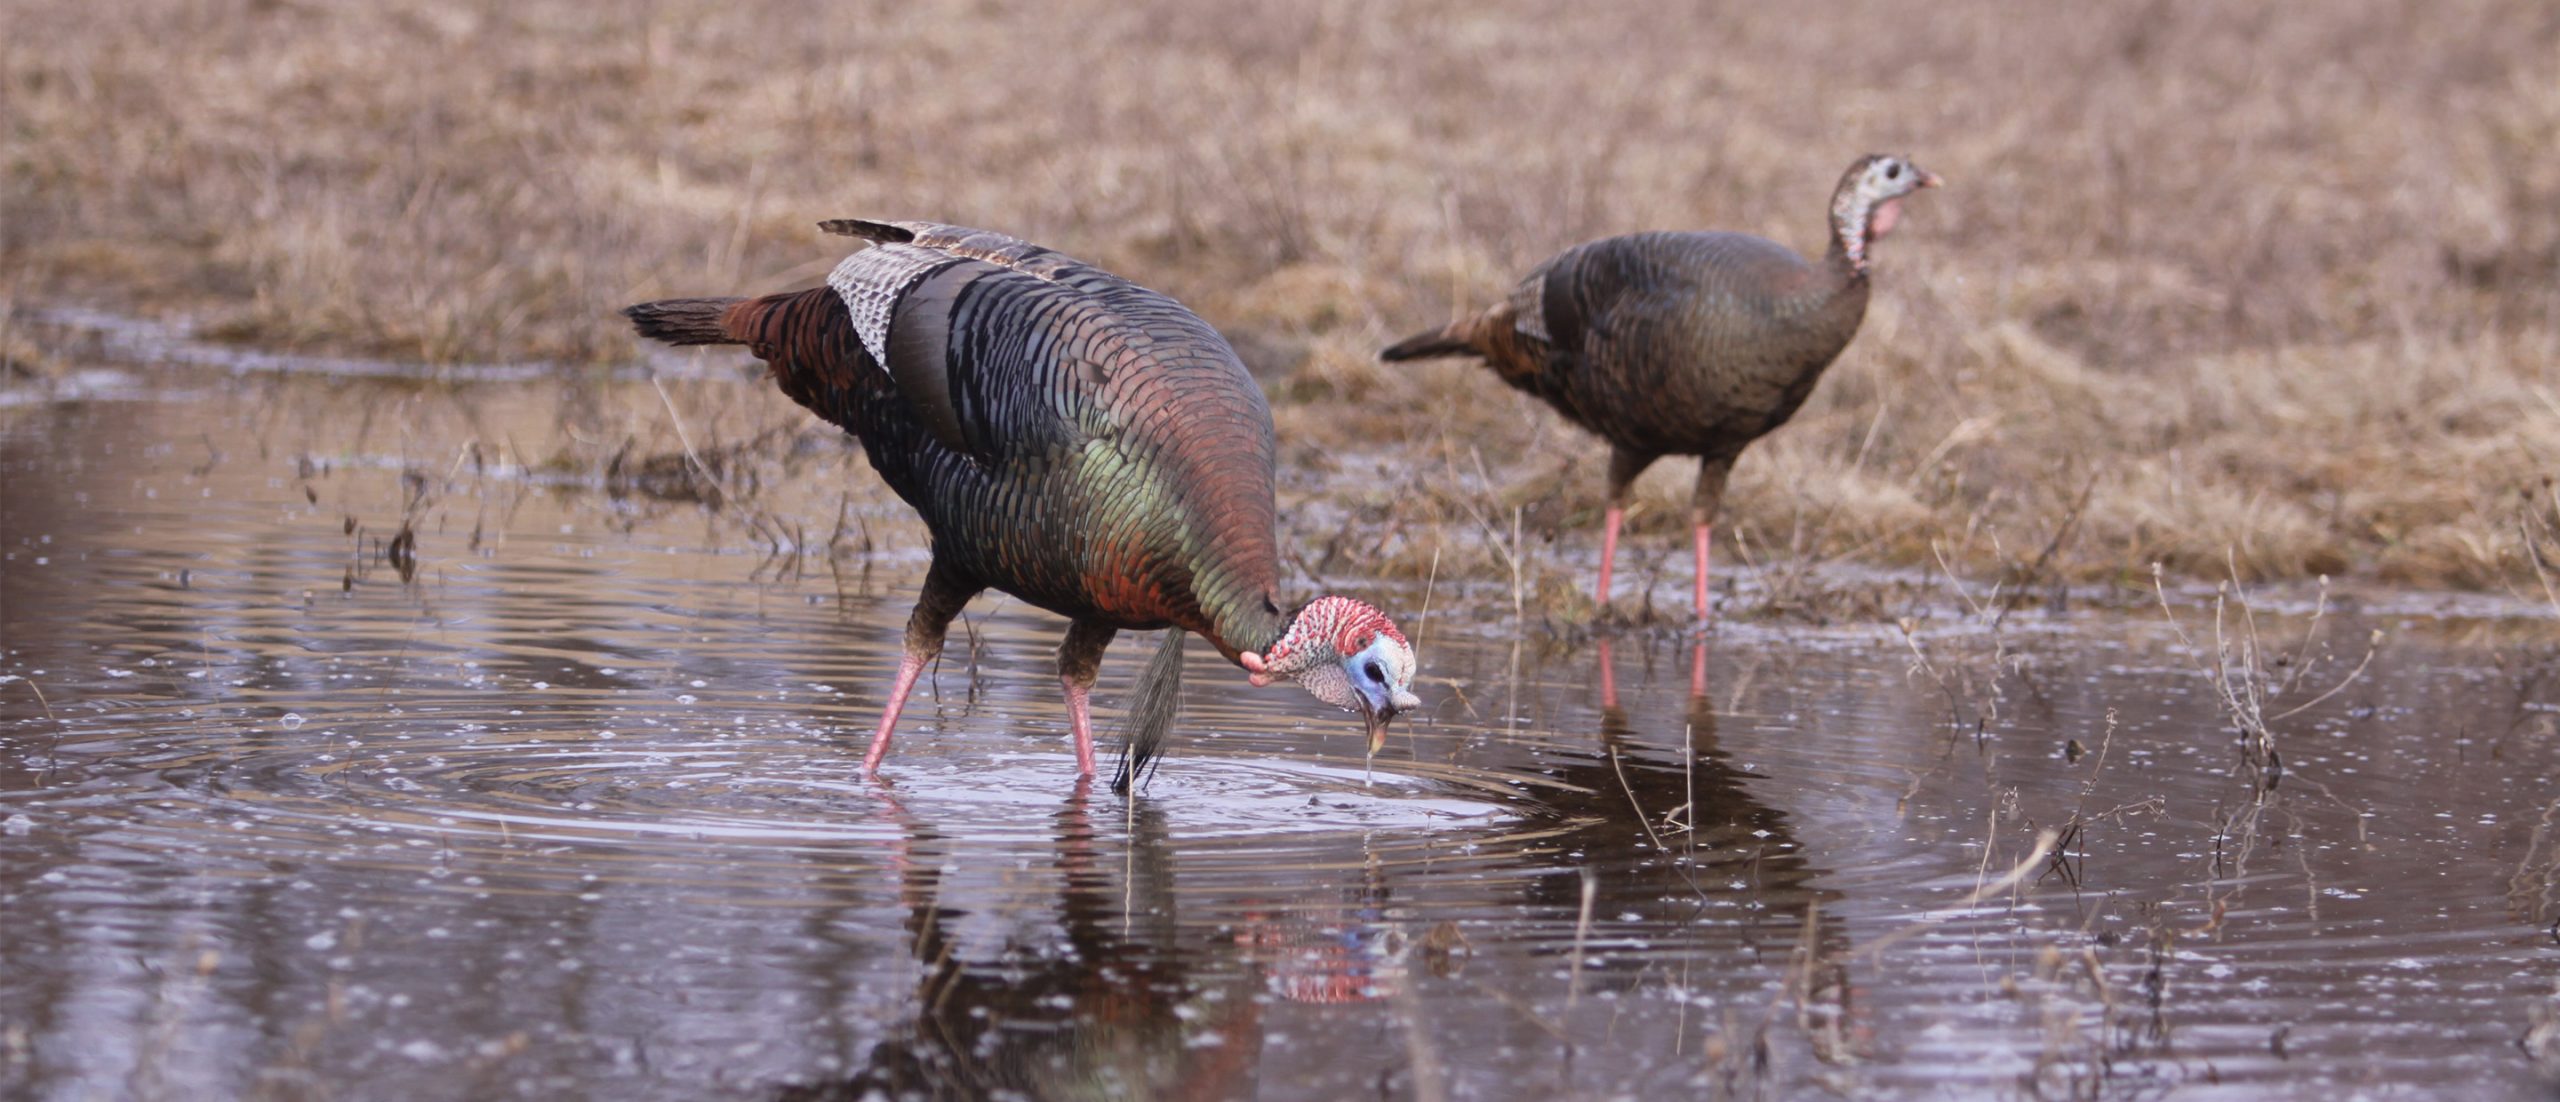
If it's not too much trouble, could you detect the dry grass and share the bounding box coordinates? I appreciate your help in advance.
[5,0,2557,600]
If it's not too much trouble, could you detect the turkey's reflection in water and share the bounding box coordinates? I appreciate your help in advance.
[5,351,2559,1099]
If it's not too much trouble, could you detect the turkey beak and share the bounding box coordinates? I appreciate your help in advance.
[1364,689,1420,755]
[1917,171,1945,189]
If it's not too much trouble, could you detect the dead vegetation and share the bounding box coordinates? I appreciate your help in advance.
[4,0,2557,601]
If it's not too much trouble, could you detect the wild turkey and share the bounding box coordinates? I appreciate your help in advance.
[626,219,1420,792]
[1382,154,1941,622]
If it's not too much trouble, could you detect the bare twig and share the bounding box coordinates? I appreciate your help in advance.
[1567,868,1597,1015]
[1860,829,2061,960]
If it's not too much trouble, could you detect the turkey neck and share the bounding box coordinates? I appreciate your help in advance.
[1199,577,1292,663]
[1820,176,1888,289]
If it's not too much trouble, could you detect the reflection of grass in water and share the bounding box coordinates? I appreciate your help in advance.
[1856,560,2409,1099]
[2149,561,2381,786]
[2146,559,2380,994]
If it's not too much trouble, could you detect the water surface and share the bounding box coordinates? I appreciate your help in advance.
[4,328,2559,1099]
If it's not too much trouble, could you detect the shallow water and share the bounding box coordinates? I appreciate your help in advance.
[5,330,2560,1100]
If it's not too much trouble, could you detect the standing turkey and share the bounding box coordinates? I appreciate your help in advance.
[1382,154,1941,623]
[626,220,1420,792]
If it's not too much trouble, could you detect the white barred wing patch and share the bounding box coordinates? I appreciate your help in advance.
[1508,277,1552,345]
[827,243,956,373]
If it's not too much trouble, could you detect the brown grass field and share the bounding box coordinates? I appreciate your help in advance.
[5,0,2558,612]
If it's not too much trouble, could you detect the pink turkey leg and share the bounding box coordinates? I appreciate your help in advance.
[1598,637,1620,711]
[1060,674,1098,776]
[1596,505,1625,607]
[861,651,931,775]
[1690,523,1713,694]
[1693,523,1713,623]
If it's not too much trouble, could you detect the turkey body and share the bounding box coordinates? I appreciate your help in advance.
[630,220,1399,791]
[1490,230,1867,481]
[728,226,1287,652]
[1383,154,1938,629]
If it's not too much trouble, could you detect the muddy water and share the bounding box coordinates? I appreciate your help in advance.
[5,331,2560,1100]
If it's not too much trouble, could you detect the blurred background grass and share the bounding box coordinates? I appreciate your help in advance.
[4,0,2556,607]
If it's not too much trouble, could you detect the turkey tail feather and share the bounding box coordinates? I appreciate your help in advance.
[1110,628,1188,795]
[816,218,914,244]
[1379,323,1478,362]
[622,297,747,346]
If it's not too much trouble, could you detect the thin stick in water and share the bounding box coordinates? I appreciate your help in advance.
[651,376,718,500]
[1568,868,1597,1015]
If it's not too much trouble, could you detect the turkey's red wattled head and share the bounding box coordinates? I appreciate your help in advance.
[1238,596,1422,755]
[1832,153,1943,273]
